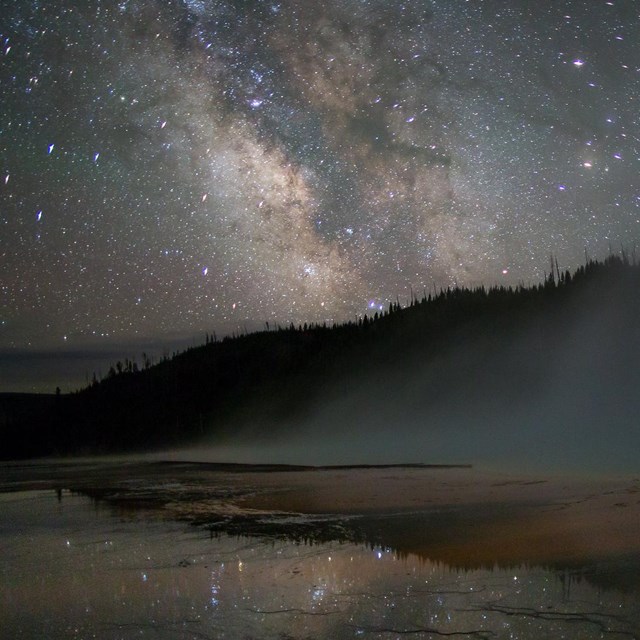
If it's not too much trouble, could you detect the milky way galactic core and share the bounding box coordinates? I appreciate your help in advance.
[2,0,639,351]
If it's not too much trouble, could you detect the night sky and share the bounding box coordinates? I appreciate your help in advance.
[2,0,639,392]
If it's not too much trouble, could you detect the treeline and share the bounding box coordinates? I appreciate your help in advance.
[1,254,639,459]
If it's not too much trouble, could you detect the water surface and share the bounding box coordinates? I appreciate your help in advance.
[1,461,639,639]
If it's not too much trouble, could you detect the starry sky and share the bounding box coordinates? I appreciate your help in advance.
[1,0,639,391]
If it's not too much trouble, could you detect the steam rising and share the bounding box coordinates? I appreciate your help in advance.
[188,272,640,474]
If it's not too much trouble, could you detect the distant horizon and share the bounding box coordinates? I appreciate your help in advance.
[3,263,530,394]
[0,250,632,393]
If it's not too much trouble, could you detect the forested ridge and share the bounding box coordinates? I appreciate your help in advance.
[2,255,639,460]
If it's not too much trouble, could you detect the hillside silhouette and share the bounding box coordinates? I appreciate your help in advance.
[2,254,640,465]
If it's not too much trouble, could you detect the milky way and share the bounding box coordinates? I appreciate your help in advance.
[1,0,639,389]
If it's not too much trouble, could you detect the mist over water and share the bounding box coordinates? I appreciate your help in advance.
[186,274,640,474]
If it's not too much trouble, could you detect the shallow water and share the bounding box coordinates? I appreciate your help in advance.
[2,478,639,639]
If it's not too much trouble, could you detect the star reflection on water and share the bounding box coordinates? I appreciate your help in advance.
[1,461,639,639]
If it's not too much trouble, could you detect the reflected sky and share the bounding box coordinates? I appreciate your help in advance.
[2,488,639,639]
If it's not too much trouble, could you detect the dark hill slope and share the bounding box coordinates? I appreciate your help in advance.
[2,256,639,465]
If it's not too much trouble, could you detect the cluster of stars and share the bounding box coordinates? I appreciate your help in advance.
[1,0,639,387]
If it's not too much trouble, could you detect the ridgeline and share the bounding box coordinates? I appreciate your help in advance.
[2,255,639,460]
